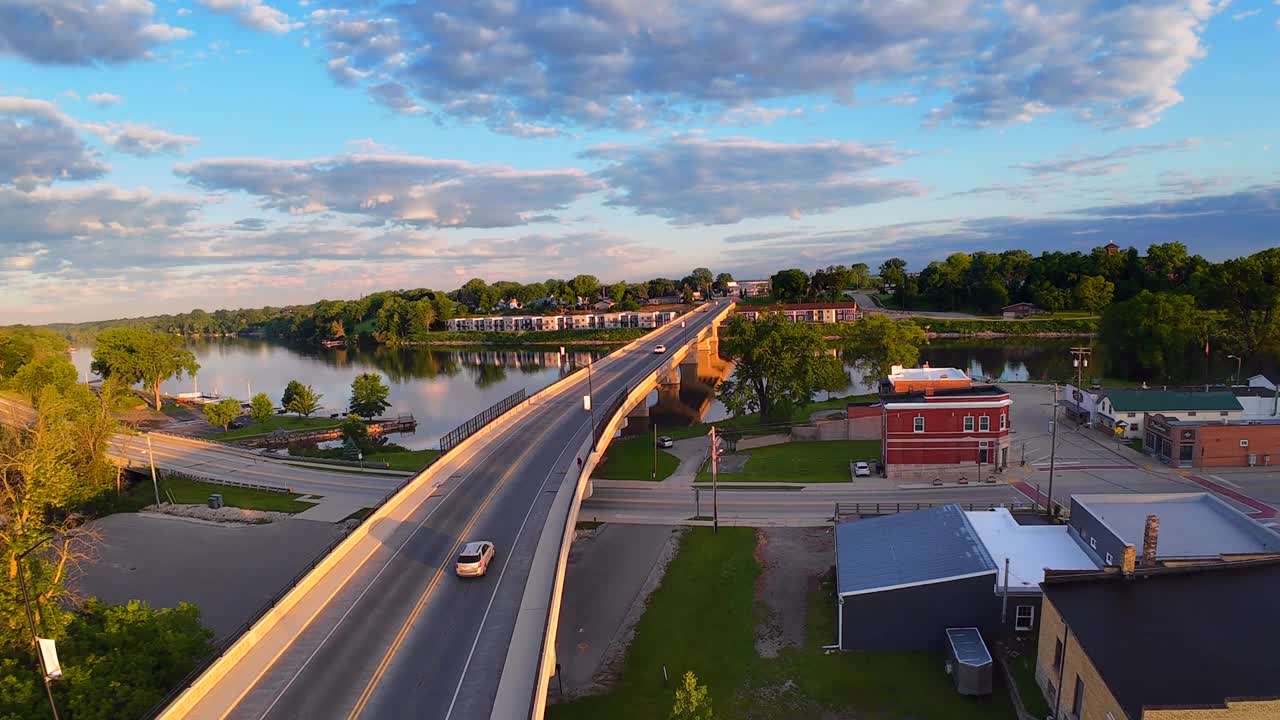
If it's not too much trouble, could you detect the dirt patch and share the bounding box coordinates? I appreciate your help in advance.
[754,526,834,658]
[144,504,292,524]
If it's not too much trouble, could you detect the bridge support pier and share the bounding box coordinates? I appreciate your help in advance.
[624,399,650,434]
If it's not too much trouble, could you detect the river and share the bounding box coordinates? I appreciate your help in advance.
[71,337,1107,447]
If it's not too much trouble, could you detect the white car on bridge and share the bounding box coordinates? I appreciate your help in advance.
[653,344,666,354]
[455,541,496,577]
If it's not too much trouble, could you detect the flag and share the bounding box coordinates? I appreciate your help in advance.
[1205,339,1210,357]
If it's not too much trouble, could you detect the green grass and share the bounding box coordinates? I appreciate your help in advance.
[662,394,877,440]
[549,527,1016,720]
[575,520,604,531]
[697,440,881,483]
[1127,438,1144,452]
[1005,637,1052,719]
[591,435,680,481]
[342,507,375,522]
[209,414,341,440]
[97,476,315,513]
[364,449,440,471]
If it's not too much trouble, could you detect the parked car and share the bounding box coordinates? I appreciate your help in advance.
[853,461,871,477]
[653,344,667,354]
[455,541,496,578]
[657,435,674,448]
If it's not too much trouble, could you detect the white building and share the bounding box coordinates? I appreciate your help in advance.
[446,310,677,332]
[1096,390,1245,439]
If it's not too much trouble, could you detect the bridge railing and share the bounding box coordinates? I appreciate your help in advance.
[439,388,528,452]
[593,386,630,451]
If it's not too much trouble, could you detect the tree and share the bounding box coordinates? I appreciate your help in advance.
[689,268,714,296]
[1101,291,1207,380]
[349,373,391,418]
[971,278,1010,314]
[203,397,242,431]
[90,327,200,411]
[713,272,735,294]
[249,392,274,424]
[682,285,696,304]
[1199,250,1280,356]
[843,316,928,385]
[878,258,907,309]
[10,355,77,404]
[281,380,306,409]
[1074,275,1115,313]
[608,281,628,304]
[770,269,810,302]
[285,384,322,417]
[570,274,601,301]
[716,314,844,422]
[670,671,714,720]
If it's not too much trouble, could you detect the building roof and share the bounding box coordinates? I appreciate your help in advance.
[1001,302,1039,310]
[835,504,996,597]
[946,627,992,667]
[888,365,970,383]
[964,509,1098,592]
[1103,389,1242,413]
[882,383,1010,403]
[1043,559,1280,719]
[735,302,857,311]
[1072,493,1280,559]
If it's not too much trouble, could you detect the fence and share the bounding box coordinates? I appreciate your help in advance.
[834,501,1039,518]
[593,386,630,450]
[439,389,528,453]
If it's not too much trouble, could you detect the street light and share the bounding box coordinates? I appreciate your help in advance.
[1227,354,1242,386]
[16,536,63,720]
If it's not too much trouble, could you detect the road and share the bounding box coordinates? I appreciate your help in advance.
[0,397,405,506]
[214,304,726,720]
[851,292,985,320]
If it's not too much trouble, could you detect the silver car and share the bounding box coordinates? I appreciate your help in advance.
[657,435,674,448]
[853,461,871,477]
[455,540,496,577]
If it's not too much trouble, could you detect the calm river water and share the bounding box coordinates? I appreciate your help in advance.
[71,337,1093,448]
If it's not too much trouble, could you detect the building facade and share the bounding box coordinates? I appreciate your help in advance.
[1097,390,1244,439]
[445,310,677,332]
[734,301,859,324]
[733,279,771,297]
[880,368,1012,481]
[1144,414,1280,468]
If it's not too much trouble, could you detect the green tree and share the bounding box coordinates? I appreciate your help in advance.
[203,397,242,431]
[1101,291,1207,380]
[716,314,843,422]
[9,356,77,404]
[769,269,809,302]
[249,392,274,424]
[285,384,322,417]
[90,328,200,411]
[1199,250,1280,356]
[670,670,714,720]
[713,272,734,294]
[607,281,628,304]
[349,373,391,418]
[843,316,928,385]
[1074,275,1115,313]
[689,268,714,297]
[281,380,305,409]
[682,285,696,304]
[879,258,908,309]
[570,274,601,301]
[971,278,1010,314]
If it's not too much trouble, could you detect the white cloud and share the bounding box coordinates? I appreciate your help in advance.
[87,92,123,107]
[83,122,200,156]
[0,96,109,189]
[198,0,301,34]
[584,135,924,224]
[175,153,604,228]
[1231,8,1262,19]
[0,0,192,65]
[1014,139,1198,177]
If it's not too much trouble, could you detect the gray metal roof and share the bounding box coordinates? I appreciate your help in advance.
[946,628,992,666]
[835,504,997,596]
[1073,493,1280,559]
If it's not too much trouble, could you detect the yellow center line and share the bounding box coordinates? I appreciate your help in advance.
[345,406,575,720]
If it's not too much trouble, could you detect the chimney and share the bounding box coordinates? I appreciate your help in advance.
[1121,544,1136,575]
[1141,514,1160,567]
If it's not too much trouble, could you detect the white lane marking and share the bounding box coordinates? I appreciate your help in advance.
[1209,474,1241,489]
[444,421,588,719]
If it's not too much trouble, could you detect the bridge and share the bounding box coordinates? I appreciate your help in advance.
[150,300,736,719]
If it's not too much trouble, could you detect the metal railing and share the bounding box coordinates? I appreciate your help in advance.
[593,386,630,451]
[439,389,528,453]
[834,501,1039,517]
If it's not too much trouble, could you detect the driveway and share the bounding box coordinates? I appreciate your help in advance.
[72,512,347,640]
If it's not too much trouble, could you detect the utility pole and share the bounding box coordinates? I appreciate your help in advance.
[1070,347,1091,389]
[710,425,719,534]
[586,357,596,443]
[17,536,61,720]
[146,434,161,506]
[1227,354,1242,386]
[1046,384,1059,519]
[652,423,658,480]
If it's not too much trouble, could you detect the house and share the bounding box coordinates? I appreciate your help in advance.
[1103,241,1120,256]
[1096,390,1243,439]
[834,505,1097,650]
[1067,493,1280,567]
[734,301,859,324]
[735,279,771,297]
[496,297,523,311]
[1001,302,1044,318]
[879,367,1012,481]
[1035,558,1280,720]
[1061,384,1103,426]
[592,299,616,312]
[1144,414,1280,468]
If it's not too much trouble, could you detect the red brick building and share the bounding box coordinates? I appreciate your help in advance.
[1144,413,1280,468]
[880,367,1012,481]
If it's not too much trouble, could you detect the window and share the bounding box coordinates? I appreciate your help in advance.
[1090,537,1097,549]
[1105,552,1113,565]
[1127,412,1136,418]
[914,416,925,433]
[1014,605,1035,631]
[964,416,975,432]
[1053,638,1064,672]
[1187,411,1197,417]
[1220,411,1229,417]
[1131,423,1140,432]
[980,415,991,432]
[1240,439,1250,447]
[1072,676,1085,717]
[1000,413,1007,430]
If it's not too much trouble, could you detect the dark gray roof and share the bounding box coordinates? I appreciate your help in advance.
[1072,493,1280,559]
[1044,560,1280,718]
[835,504,997,596]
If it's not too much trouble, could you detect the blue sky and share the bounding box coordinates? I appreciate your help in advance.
[1,0,1278,323]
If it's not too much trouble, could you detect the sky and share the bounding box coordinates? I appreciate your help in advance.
[1,0,1278,324]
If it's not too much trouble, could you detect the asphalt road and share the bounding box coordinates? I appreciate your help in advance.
[223,304,726,720]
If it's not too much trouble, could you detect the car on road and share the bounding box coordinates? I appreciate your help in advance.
[653,344,667,354]
[853,461,871,477]
[657,435,674,448]
[455,541,496,577]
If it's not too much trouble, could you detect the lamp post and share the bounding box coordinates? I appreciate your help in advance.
[16,536,62,720]
[1043,384,1060,519]
[1227,354,1242,386]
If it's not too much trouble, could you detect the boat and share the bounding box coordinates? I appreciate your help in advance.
[321,339,345,348]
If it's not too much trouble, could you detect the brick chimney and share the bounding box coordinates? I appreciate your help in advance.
[1121,544,1136,575]
[1141,514,1160,567]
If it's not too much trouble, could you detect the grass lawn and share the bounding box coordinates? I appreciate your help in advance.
[364,449,440,472]
[663,394,877,440]
[1005,637,1052,719]
[107,476,316,513]
[549,528,1016,720]
[591,436,680,481]
[697,439,881,483]
[209,414,341,440]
